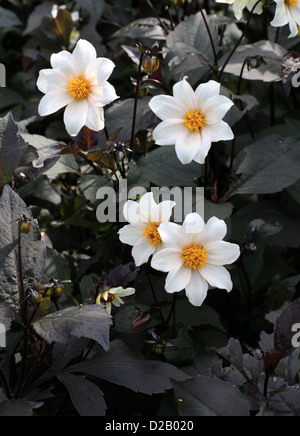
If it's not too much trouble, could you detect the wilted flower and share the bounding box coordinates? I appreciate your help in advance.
[215,0,263,20]
[37,39,118,136]
[118,192,176,267]
[271,0,300,38]
[148,79,234,165]
[96,286,135,314]
[151,213,240,307]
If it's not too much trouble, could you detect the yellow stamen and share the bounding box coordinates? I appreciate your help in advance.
[286,0,298,6]
[182,244,208,270]
[184,110,206,133]
[143,222,162,247]
[68,76,91,100]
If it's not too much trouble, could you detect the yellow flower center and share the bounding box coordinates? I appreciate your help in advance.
[286,0,298,6]
[68,76,91,100]
[182,244,208,270]
[184,110,206,133]
[143,222,162,247]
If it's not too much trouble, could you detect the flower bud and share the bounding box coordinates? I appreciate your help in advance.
[135,84,149,98]
[20,217,32,234]
[142,56,160,75]
[51,284,65,297]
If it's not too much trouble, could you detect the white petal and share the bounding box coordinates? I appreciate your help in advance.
[287,7,299,37]
[97,58,116,84]
[139,192,160,222]
[200,264,233,292]
[114,287,136,297]
[206,241,241,265]
[153,120,185,146]
[118,224,145,246]
[202,217,227,245]
[173,79,197,111]
[85,103,105,132]
[85,57,116,84]
[290,4,300,25]
[123,200,141,224]
[132,242,156,266]
[151,248,183,272]
[165,265,192,293]
[185,271,208,306]
[195,81,220,108]
[37,69,68,94]
[158,222,186,249]
[149,95,186,120]
[204,121,234,143]
[270,1,288,27]
[233,0,248,20]
[89,82,118,107]
[73,39,97,75]
[63,99,88,136]
[204,95,234,123]
[105,302,112,314]
[183,213,205,243]
[38,90,72,116]
[193,129,212,164]
[50,50,79,77]
[158,200,176,222]
[175,130,200,165]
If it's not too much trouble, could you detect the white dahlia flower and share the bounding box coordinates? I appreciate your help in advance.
[148,79,234,165]
[151,213,240,307]
[118,192,176,267]
[37,39,118,136]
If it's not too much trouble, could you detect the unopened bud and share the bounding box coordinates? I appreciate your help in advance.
[135,84,149,98]
[142,56,160,75]
[20,217,32,234]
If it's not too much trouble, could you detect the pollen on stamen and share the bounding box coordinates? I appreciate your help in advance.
[182,244,208,270]
[143,222,162,247]
[68,76,92,100]
[184,110,206,133]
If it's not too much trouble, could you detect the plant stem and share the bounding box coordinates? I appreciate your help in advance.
[146,0,169,35]
[144,266,166,324]
[129,52,144,160]
[18,218,26,325]
[166,294,177,337]
[21,342,54,398]
[195,0,218,68]
[218,0,262,80]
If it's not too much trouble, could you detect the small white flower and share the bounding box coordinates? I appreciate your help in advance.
[215,0,263,21]
[271,0,300,38]
[148,79,234,165]
[37,39,118,136]
[96,286,135,314]
[118,192,176,267]
[151,213,240,307]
